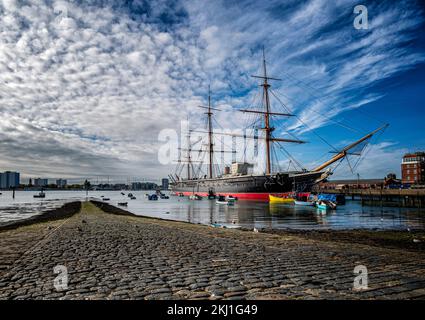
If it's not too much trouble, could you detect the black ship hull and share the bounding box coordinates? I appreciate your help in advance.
[170,171,325,200]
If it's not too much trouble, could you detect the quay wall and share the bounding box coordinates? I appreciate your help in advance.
[320,189,425,208]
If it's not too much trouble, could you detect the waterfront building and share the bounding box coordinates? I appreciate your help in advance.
[144,182,158,190]
[401,152,425,184]
[56,179,67,188]
[33,178,48,187]
[131,182,158,190]
[319,179,384,190]
[161,178,169,190]
[0,171,20,189]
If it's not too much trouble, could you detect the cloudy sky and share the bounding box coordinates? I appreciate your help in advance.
[0,0,424,183]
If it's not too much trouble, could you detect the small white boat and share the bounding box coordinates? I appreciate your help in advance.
[34,191,45,198]
[216,195,234,205]
[294,200,315,206]
[189,194,202,200]
[224,225,241,229]
[210,223,224,228]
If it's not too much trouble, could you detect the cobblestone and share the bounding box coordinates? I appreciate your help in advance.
[0,201,424,300]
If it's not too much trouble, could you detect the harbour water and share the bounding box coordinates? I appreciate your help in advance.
[1,190,425,230]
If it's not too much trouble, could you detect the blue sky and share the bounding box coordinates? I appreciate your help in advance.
[0,0,424,182]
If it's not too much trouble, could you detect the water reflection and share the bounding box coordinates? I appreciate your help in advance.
[1,190,425,230]
[113,195,423,230]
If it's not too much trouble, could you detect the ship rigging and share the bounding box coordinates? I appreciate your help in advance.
[170,48,388,200]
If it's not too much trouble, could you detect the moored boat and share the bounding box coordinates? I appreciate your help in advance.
[316,200,337,210]
[269,194,295,203]
[148,194,158,201]
[34,190,45,198]
[189,194,202,200]
[216,195,235,205]
[317,193,346,205]
[294,200,315,206]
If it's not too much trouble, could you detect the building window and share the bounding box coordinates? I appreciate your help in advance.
[407,169,410,174]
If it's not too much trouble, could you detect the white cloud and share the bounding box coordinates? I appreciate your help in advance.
[0,0,423,181]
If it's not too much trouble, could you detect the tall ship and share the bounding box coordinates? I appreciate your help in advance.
[169,49,387,201]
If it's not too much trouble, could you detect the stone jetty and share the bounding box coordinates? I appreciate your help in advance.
[0,201,424,300]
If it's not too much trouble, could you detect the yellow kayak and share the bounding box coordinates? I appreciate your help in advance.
[269,195,295,203]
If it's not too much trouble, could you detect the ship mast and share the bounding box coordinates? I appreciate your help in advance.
[249,47,305,175]
[198,86,219,179]
[177,129,204,179]
[207,87,214,179]
[261,48,272,175]
[186,130,192,179]
[193,49,306,176]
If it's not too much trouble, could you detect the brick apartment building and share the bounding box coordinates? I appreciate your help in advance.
[401,152,425,184]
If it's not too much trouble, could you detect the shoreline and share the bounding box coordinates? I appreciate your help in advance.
[0,202,81,232]
[260,228,425,253]
[91,200,425,253]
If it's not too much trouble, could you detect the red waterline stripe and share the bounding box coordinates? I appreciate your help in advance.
[177,192,294,201]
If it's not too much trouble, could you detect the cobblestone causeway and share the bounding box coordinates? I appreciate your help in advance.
[0,202,424,300]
